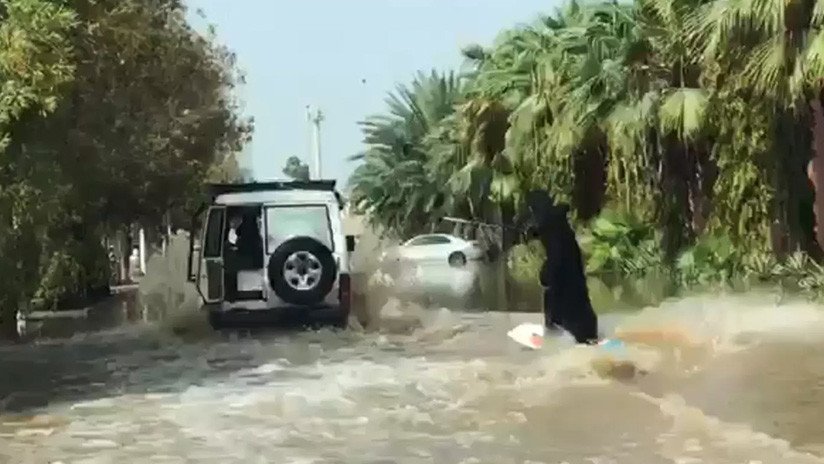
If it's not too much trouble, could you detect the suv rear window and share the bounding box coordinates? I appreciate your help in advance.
[265,205,333,253]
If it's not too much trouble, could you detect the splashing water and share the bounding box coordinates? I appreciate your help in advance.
[4,230,824,463]
[136,233,215,338]
[0,290,823,463]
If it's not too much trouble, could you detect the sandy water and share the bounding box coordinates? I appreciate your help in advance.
[2,290,824,463]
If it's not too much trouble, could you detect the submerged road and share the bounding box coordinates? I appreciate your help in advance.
[2,292,824,463]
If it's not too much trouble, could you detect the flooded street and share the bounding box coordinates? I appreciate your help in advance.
[3,289,824,463]
[9,0,824,461]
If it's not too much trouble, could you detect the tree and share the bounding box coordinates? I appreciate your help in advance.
[0,0,77,327]
[348,0,824,273]
[689,0,824,254]
[348,70,463,237]
[282,155,310,181]
[0,0,251,330]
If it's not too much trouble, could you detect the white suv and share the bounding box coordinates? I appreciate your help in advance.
[186,180,356,329]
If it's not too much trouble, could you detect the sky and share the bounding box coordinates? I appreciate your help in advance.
[185,0,557,188]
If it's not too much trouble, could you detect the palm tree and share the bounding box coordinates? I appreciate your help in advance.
[348,70,463,238]
[495,0,711,255]
[690,0,824,254]
[350,0,824,268]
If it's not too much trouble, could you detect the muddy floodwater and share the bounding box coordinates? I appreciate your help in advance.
[3,288,824,463]
[3,235,824,463]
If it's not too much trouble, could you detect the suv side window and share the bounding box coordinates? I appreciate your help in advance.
[203,207,225,258]
[265,205,333,253]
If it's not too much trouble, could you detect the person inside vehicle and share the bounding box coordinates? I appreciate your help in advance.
[227,214,242,247]
[235,208,263,268]
[224,208,265,302]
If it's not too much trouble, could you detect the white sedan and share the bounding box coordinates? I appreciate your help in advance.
[385,233,485,266]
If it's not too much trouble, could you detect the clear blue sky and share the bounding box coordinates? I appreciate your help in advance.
[185,0,557,187]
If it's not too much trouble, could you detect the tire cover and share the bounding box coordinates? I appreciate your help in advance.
[267,236,337,305]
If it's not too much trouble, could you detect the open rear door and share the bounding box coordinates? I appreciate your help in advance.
[197,206,226,304]
[187,204,206,283]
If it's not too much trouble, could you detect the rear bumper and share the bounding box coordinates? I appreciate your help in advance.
[203,303,348,325]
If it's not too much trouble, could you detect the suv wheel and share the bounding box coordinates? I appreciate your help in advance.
[268,236,337,306]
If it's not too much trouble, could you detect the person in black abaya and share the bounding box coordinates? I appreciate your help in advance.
[524,190,599,344]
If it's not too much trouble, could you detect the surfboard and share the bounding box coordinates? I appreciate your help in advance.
[507,322,638,380]
[506,322,546,349]
[506,322,627,352]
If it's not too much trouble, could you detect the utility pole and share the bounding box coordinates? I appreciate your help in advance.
[161,211,172,257]
[138,227,147,275]
[306,105,324,179]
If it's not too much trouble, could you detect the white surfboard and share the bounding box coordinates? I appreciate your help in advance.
[506,323,546,349]
[507,322,626,352]
[507,323,637,379]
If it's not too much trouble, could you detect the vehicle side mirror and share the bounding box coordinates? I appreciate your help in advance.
[346,235,357,252]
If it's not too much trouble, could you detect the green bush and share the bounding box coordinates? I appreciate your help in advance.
[35,248,84,309]
[675,233,737,287]
[506,209,666,288]
[579,209,664,279]
[503,208,824,308]
[773,250,824,297]
[507,240,545,285]
[33,238,111,310]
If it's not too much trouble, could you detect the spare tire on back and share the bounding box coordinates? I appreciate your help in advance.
[267,236,337,306]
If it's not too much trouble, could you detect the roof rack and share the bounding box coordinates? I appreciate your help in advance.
[206,180,338,197]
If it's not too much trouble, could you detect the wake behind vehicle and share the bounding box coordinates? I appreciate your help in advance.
[186,180,357,329]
